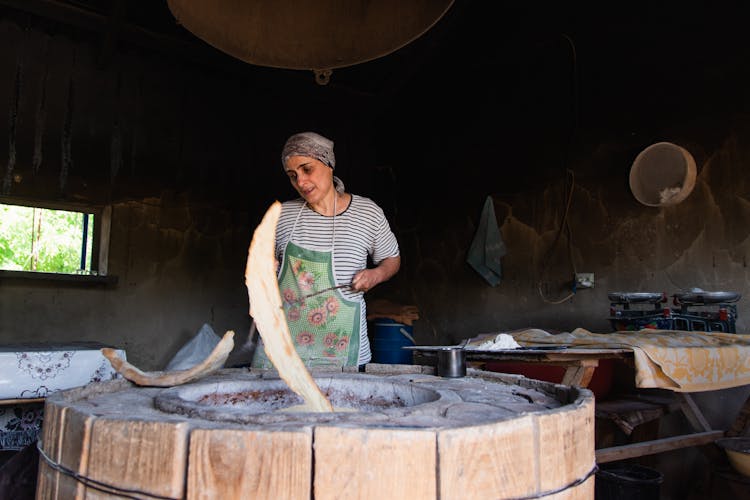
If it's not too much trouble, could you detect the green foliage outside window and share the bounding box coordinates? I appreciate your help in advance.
[0,203,93,273]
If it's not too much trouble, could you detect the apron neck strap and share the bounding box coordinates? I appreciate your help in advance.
[292,197,337,249]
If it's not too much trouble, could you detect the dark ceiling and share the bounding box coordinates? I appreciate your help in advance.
[3,1,749,102]
[5,1,749,98]
[2,0,750,162]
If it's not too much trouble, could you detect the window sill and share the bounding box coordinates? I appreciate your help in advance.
[0,270,118,286]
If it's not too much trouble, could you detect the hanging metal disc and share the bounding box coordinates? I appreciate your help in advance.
[167,0,455,72]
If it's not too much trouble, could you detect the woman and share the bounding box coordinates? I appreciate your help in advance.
[252,131,400,369]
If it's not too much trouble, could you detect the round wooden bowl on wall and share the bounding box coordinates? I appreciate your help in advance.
[629,141,697,207]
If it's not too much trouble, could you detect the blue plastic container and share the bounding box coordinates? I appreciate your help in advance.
[371,318,415,364]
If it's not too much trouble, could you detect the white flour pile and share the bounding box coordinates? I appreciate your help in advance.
[659,186,682,204]
[471,333,522,351]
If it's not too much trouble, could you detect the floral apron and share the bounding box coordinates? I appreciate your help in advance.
[252,202,361,369]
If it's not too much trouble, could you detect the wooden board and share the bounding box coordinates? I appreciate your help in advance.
[438,402,595,500]
[36,401,94,499]
[596,430,724,463]
[36,399,66,499]
[438,415,538,499]
[314,426,437,499]
[536,398,595,493]
[85,419,189,499]
[187,427,313,499]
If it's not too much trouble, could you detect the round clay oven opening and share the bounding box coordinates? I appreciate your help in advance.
[629,142,696,207]
[154,375,442,424]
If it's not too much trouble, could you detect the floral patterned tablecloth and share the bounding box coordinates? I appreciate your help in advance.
[0,342,125,450]
[0,403,44,451]
[470,328,750,392]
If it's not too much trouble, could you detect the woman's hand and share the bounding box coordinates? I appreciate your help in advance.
[351,256,401,293]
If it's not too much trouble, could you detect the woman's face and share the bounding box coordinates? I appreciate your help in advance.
[285,155,334,204]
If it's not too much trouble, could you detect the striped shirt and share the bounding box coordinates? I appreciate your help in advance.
[276,195,400,365]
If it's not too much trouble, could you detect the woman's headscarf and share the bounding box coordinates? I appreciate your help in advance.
[281,131,345,193]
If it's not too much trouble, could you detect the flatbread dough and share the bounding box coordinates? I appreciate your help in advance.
[101,330,235,387]
[245,201,333,412]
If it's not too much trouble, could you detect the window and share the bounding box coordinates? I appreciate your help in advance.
[0,198,113,283]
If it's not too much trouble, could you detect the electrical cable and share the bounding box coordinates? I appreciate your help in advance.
[36,440,179,500]
[538,169,577,304]
[537,32,580,305]
[506,463,598,499]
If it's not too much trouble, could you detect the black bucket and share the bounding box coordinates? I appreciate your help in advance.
[595,463,663,500]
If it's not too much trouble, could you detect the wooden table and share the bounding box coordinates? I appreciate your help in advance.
[463,347,631,387]
[454,346,746,464]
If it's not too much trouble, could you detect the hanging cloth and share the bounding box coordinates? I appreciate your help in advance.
[466,195,507,286]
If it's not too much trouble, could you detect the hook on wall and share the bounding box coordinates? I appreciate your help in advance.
[313,69,332,85]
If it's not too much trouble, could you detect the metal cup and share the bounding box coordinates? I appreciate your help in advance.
[437,347,466,378]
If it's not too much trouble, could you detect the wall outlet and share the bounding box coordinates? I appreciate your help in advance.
[575,273,595,289]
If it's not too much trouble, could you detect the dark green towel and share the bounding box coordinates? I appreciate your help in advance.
[467,196,506,286]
